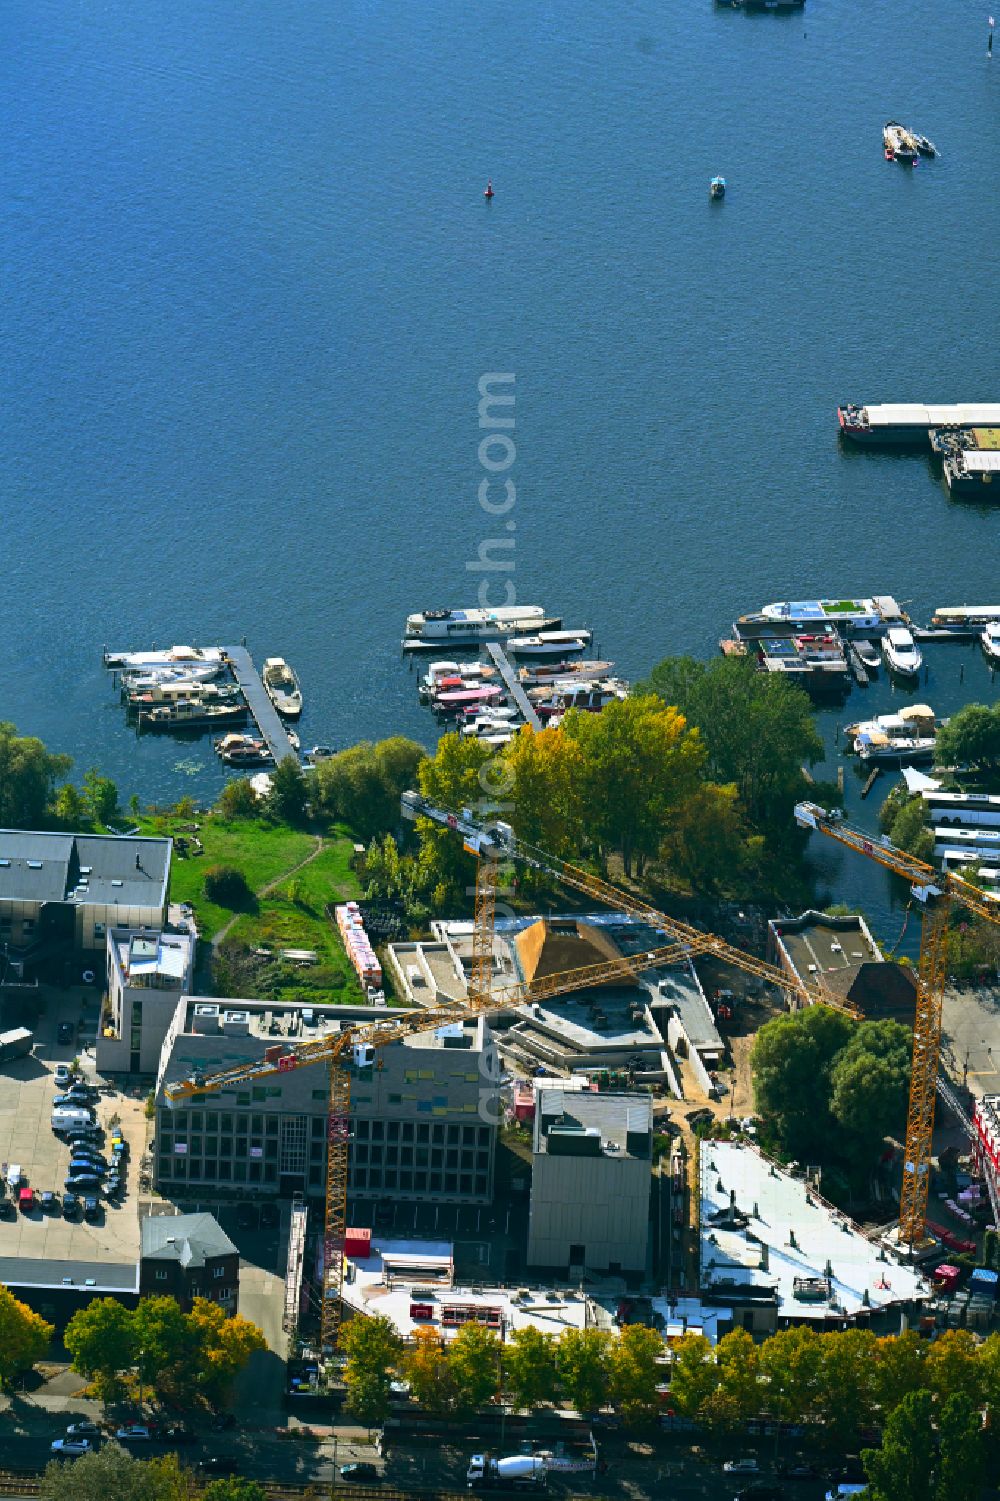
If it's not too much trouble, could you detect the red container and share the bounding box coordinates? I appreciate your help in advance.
[344,1227,372,1259]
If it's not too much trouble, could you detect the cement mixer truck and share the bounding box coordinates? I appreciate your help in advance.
[467,1455,548,1491]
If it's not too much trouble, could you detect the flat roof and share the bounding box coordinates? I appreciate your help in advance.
[342,1239,591,1339]
[700,1142,926,1320]
[955,451,1000,474]
[771,911,878,982]
[0,830,170,909]
[535,1089,652,1158]
[654,967,722,1052]
[0,1255,139,1293]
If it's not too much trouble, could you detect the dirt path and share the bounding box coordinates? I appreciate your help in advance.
[212,834,327,950]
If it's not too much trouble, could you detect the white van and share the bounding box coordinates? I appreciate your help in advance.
[52,1106,94,1130]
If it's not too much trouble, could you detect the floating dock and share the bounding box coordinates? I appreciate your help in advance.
[223,645,298,763]
[838,402,1000,446]
[484,642,542,731]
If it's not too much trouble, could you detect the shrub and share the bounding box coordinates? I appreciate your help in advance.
[203,865,252,908]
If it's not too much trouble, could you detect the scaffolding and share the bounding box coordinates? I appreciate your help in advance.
[283,1193,309,1335]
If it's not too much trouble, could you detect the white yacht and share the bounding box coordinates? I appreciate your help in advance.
[404,604,557,648]
[982,623,1000,664]
[882,626,923,677]
[262,658,303,718]
[507,630,591,658]
[104,644,225,671]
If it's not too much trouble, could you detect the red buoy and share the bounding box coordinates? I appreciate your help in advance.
[484,180,494,199]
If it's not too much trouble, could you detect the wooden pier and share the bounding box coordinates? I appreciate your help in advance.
[484,643,542,731]
[223,645,298,763]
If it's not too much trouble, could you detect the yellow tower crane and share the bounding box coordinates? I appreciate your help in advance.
[164,795,853,1353]
[795,799,1000,1246]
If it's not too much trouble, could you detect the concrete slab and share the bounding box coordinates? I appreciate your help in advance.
[941,984,1000,1102]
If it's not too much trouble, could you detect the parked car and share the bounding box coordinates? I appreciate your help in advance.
[259,1202,279,1228]
[777,1462,820,1479]
[341,1463,379,1482]
[65,1421,101,1437]
[62,1194,82,1218]
[19,1187,34,1213]
[84,1197,102,1221]
[57,1022,75,1046]
[115,1425,152,1442]
[54,1063,75,1085]
[724,1460,762,1475]
[69,1162,106,1179]
[0,1199,15,1220]
[70,1151,109,1168]
[65,1174,102,1191]
[64,1127,103,1144]
[197,1457,239,1475]
[51,1438,92,1456]
[40,1191,60,1214]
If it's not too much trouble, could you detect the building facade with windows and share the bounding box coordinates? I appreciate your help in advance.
[97,927,195,1074]
[139,1212,239,1313]
[0,830,171,980]
[154,999,499,1205]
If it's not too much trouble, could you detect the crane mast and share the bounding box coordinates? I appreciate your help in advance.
[795,800,1000,1244]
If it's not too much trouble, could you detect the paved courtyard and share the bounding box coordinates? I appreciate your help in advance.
[0,986,146,1265]
[941,982,1000,1102]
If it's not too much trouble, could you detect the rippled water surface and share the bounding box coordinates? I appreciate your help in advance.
[3,0,1000,940]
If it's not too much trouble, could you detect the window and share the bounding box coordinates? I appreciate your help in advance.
[569,1244,585,1264]
[213,1265,225,1279]
[311,1090,326,1101]
[388,1093,401,1104]
[155,1269,167,1281]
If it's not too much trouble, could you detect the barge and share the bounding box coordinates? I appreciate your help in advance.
[838,403,1000,446]
[749,596,904,633]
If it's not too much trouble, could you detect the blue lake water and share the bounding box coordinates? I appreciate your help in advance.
[3,0,1000,944]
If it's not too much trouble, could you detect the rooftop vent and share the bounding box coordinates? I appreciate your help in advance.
[222,1010,251,1036]
[27,860,42,869]
[112,879,123,888]
[192,1004,220,1035]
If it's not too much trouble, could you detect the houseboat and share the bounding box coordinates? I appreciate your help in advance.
[755,597,904,633]
[930,605,1000,633]
[838,404,1000,446]
[262,658,303,718]
[883,120,919,163]
[139,700,248,732]
[982,623,1000,664]
[403,605,558,649]
[104,645,226,672]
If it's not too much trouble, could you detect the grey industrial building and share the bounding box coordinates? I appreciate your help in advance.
[0,829,171,980]
[526,1089,653,1277]
[768,909,917,1019]
[98,927,196,1074]
[154,998,500,1205]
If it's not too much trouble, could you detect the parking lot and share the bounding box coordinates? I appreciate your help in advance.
[0,987,147,1264]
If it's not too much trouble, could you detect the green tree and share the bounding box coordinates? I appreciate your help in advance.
[667,1332,720,1419]
[416,735,496,905]
[872,1329,927,1416]
[501,725,587,861]
[862,1388,935,1501]
[701,1329,760,1433]
[813,1328,880,1446]
[203,864,253,909]
[216,778,260,819]
[132,1295,194,1403]
[660,780,759,894]
[935,701,1000,770]
[884,790,936,862]
[641,656,823,840]
[750,1005,855,1158]
[605,1324,663,1429]
[267,756,308,825]
[829,1019,911,1145]
[40,1445,187,1501]
[555,1329,612,1415]
[202,1482,269,1501]
[0,722,72,828]
[83,767,120,825]
[0,1285,52,1388]
[563,694,705,876]
[341,1313,402,1428]
[503,1326,558,1410]
[448,1321,502,1414]
[935,1390,985,1501]
[53,782,87,826]
[756,1325,822,1426]
[404,1326,458,1415]
[64,1298,136,1403]
[311,737,426,839]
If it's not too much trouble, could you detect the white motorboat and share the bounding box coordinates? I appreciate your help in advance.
[304,745,335,765]
[120,663,221,690]
[882,626,923,676]
[982,623,1000,664]
[262,658,303,718]
[404,604,557,648]
[507,630,592,658]
[461,718,517,741]
[853,639,881,672]
[104,644,225,671]
[856,731,936,763]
